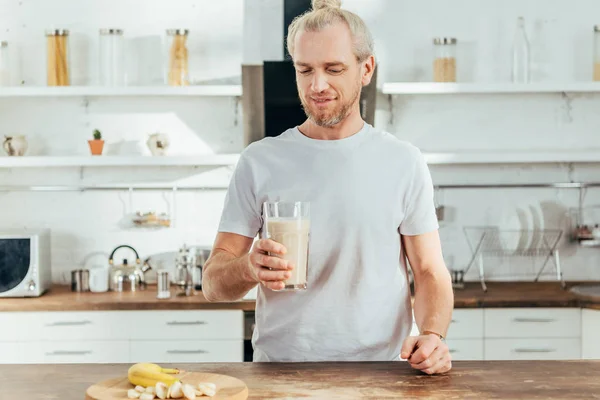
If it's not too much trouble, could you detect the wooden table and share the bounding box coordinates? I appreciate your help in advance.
[3,361,600,399]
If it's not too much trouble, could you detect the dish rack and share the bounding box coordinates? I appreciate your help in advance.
[462,226,564,292]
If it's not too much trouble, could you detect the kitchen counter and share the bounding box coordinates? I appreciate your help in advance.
[2,282,600,312]
[3,361,600,399]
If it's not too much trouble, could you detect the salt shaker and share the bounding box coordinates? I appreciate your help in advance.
[157,270,171,299]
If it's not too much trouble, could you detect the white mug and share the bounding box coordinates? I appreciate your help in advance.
[89,267,109,293]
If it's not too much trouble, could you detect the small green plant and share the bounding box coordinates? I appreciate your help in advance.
[93,129,102,140]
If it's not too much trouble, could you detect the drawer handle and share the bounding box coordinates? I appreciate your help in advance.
[513,318,556,323]
[451,319,457,323]
[45,320,92,327]
[514,348,556,353]
[46,350,92,356]
[166,321,207,326]
[166,350,208,354]
[449,349,458,354]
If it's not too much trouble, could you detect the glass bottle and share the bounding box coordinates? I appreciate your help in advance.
[433,38,457,82]
[165,29,189,86]
[512,17,530,83]
[593,25,600,81]
[99,28,126,86]
[46,29,70,86]
[0,41,9,86]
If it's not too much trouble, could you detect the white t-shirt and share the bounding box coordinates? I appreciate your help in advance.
[217,122,439,362]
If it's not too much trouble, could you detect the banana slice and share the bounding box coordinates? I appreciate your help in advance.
[128,389,142,399]
[182,384,196,399]
[155,382,168,400]
[139,393,156,400]
[169,381,183,399]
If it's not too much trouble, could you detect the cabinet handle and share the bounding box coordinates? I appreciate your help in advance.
[449,349,458,354]
[514,348,556,353]
[166,321,207,326]
[512,318,556,323]
[450,319,457,323]
[166,350,208,354]
[46,350,92,356]
[45,320,92,327]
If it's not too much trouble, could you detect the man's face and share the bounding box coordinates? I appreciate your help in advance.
[293,23,366,128]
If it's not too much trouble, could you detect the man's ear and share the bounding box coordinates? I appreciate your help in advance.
[361,55,376,86]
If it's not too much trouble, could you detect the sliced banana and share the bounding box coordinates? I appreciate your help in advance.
[155,382,169,400]
[197,382,217,391]
[169,381,184,399]
[135,386,146,393]
[145,386,156,394]
[139,392,156,400]
[128,389,142,399]
[182,383,196,399]
[198,383,216,397]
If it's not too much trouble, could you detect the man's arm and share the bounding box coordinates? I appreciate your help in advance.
[400,230,453,375]
[202,232,294,302]
[404,230,453,337]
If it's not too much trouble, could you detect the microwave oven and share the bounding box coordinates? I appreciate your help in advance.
[0,229,51,297]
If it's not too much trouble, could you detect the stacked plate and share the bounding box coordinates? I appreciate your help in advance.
[495,201,545,254]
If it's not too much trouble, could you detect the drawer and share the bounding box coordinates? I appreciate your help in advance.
[0,311,131,341]
[484,338,581,360]
[446,339,484,360]
[129,311,243,340]
[447,310,484,339]
[484,308,581,338]
[39,340,130,364]
[130,340,243,363]
[0,342,36,364]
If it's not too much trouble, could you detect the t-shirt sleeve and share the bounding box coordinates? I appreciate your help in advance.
[217,151,262,238]
[399,148,440,236]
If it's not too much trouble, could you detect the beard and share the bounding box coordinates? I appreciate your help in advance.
[299,79,362,128]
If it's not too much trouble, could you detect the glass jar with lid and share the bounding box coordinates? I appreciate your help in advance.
[46,29,70,86]
[593,26,600,81]
[165,29,189,86]
[433,37,457,82]
[0,41,9,86]
[99,28,126,86]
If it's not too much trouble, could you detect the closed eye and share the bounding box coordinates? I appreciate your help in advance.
[298,69,312,75]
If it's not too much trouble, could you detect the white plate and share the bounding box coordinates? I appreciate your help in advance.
[516,205,533,252]
[527,201,545,252]
[498,207,522,254]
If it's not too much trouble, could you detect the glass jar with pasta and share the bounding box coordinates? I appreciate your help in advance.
[46,29,70,86]
[165,29,189,86]
[433,37,457,83]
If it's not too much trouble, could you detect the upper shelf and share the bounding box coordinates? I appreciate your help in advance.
[0,155,240,168]
[424,151,600,164]
[0,85,242,97]
[381,82,600,95]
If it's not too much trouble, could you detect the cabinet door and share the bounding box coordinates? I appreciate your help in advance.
[484,338,581,360]
[447,310,484,339]
[0,342,37,364]
[582,309,600,359]
[40,340,130,363]
[130,340,244,363]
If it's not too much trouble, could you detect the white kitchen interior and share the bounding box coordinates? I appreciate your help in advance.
[0,0,600,369]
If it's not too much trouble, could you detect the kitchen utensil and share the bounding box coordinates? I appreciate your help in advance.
[450,269,465,289]
[85,371,248,400]
[174,244,195,296]
[88,266,109,293]
[156,270,171,299]
[108,245,151,292]
[71,269,90,292]
[3,135,28,156]
[194,247,211,290]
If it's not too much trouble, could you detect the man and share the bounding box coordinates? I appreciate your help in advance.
[202,0,454,375]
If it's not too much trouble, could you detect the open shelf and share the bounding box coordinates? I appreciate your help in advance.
[423,151,600,164]
[0,85,242,97]
[0,155,240,168]
[381,82,600,95]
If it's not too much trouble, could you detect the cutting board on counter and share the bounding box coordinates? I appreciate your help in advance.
[85,372,248,400]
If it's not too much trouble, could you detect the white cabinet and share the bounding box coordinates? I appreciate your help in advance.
[582,309,600,359]
[446,338,484,360]
[0,310,244,364]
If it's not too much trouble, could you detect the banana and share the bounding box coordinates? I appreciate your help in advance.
[128,363,181,388]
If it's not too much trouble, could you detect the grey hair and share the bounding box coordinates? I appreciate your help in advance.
[286,0,375,62]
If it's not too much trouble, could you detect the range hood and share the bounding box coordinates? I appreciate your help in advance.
[241,0,377,146]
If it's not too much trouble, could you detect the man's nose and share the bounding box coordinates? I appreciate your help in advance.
[311,72,329,93]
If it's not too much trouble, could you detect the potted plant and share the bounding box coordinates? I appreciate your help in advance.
[88,129,104,155]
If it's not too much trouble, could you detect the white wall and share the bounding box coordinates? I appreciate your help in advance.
[0,0,598,285]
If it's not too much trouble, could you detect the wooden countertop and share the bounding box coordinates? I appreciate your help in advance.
[2,282,600,312]
[3,361,600,399]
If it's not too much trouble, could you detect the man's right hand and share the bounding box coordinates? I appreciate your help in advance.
[247,239,293,291]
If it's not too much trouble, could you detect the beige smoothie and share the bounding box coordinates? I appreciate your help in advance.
[266,218,310,290]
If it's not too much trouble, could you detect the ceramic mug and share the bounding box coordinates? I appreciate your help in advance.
[89,266,109,293]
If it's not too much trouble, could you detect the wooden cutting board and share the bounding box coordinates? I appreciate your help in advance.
[85,371,248,400]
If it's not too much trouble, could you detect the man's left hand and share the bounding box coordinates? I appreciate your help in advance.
[400,334,452,375]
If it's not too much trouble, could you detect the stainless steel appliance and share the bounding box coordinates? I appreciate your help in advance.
[108,244,151,292]
[0,229,51,297]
